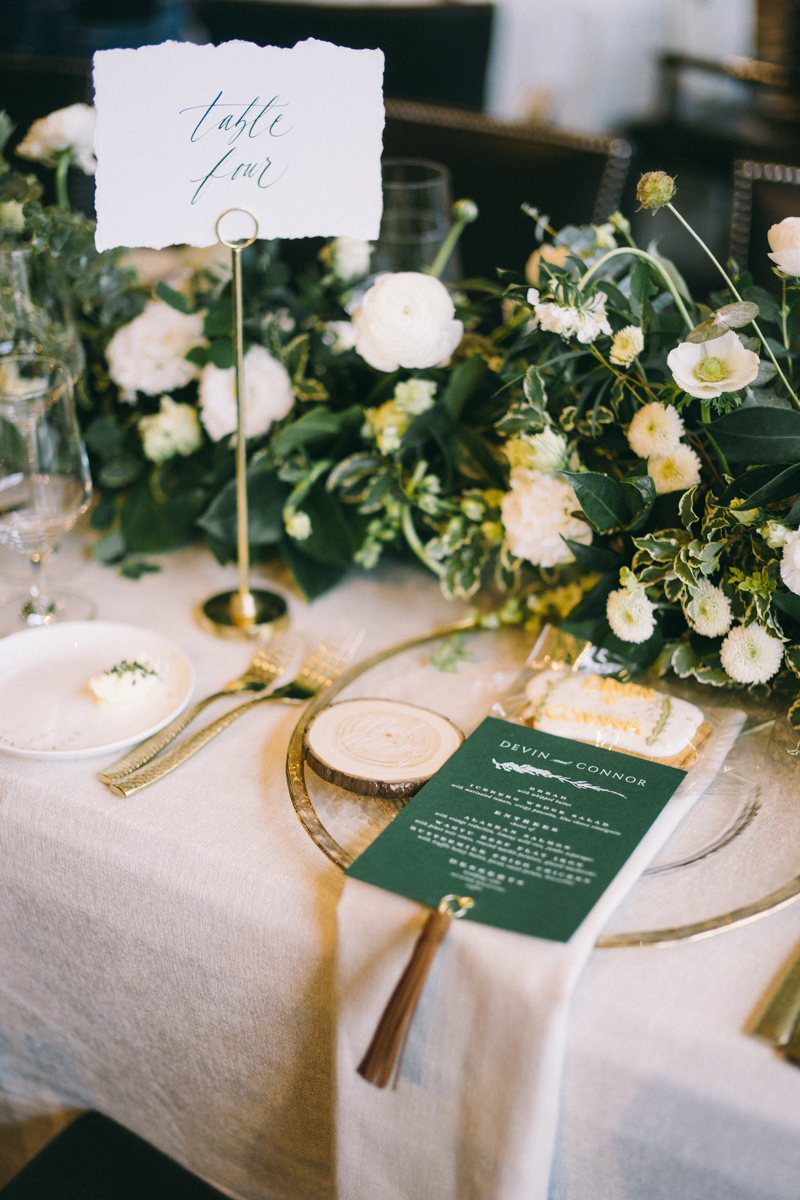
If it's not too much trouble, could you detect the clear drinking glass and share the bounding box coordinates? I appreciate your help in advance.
[372,159,459,279]
[0,356,94,635]
[0,247,85,380]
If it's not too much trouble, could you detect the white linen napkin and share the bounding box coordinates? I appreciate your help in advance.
[335,708,745,1200]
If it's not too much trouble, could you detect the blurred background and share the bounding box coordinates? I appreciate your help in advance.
[1,0,799,294]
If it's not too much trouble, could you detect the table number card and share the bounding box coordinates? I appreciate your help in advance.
[93,38,385,250]
[347,716,687,942]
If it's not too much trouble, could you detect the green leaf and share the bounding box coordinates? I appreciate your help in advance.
[208,337,234,369]
[709,407,800,463]
[451,424,507,487]
[602,625,664,670]
[741,285,781,326]
[99,454,143,489]
[121,477,185,552]
[560,471,628,532]
[296,484,357,567]
[680,484,699,530]
[272,405,362,456]
[89,491,116,531]
[440,356,489,421]
[563,573,617,621]
[186,345,209,367]
[773,591,800,623]
[91,527,126,564]
[786,645,800,678]
[560,539,622,572]
[735,462,800,508]
[155,281,191,314]
[720,464,786,504]
[197,470,289,548]
[84,416,125,460]
[204,295,233,338]
[621,474,655,531]
[280,536,347,600]
[119,556,162,580]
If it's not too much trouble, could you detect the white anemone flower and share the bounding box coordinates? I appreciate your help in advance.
[780,529,800,595]
[606,587,657,644]
[627,402,683,458]
[720,624,784,684]
[647,445,702,495]
[666,330,759,399]
[353,273,463,372]
[686,580,732,637]
[609,325,644,367]
[768,217,800,276]
[199,344,294,442]
[500,467,592,568]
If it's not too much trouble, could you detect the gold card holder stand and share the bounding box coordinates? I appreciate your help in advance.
[200,207,289,641]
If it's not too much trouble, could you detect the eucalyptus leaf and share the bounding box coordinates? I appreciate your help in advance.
[716,300,759,327]
[686,319,728,344]
[753,360,777,386]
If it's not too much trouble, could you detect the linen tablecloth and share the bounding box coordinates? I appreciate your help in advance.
[2,541,800,1199]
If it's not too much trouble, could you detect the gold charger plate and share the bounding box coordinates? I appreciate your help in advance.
[285,624,800,947]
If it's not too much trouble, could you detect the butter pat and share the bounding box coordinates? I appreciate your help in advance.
[89,658,160,706]
[523,671,704,760]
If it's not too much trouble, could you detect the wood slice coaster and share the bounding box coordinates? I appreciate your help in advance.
[303,698,464,800]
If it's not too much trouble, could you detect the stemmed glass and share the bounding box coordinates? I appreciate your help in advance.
[372,159,460,279]
[0,247,85,381]
[0,356,94,635]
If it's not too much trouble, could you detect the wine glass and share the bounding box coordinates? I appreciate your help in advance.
[0,356,94,635]
[372,158,460,279]
[0,247,85,380]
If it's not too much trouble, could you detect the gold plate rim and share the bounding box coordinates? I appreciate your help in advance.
[284,624,800,947]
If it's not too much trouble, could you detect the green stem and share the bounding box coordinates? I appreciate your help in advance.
[54,149,73,209]
[700,399,731,476]
[427,217,469,281]
[401,505,443,577]
[782,277,790,352]
[666,202,800,410]
[578,247,694,330]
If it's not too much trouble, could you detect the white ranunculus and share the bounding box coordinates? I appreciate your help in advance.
[647,445,702,495]
[606,587,657,644]
[667,330,759,399]
[199,344,294,442]
[353,273,463,372]
[780,529,800,595]
[330,237,372,282]
[610,325,644,367]
[106,300,205,400]
[500,467,592,568]
[686,580,732,637]
[504,428,569,474]
[627,402,684,459]
[139,396,203,464]
[720,624,784,684]
[16,104,97,175]
[768,217,800,276]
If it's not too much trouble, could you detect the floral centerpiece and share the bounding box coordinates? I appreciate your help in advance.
[5,110,800,744]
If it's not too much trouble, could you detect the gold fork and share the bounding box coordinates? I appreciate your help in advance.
[97,635,298,786]
[105,628,364,798]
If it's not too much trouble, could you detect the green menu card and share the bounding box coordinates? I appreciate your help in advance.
[346,716,687,942]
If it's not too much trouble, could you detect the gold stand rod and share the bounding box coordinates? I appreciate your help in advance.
[199,207,288,642]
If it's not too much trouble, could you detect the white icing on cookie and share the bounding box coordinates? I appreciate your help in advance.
[523,671,703,759]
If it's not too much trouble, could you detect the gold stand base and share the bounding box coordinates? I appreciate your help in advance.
[199,589,289,642]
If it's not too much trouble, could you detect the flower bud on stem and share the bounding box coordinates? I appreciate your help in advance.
[427,199,479,281]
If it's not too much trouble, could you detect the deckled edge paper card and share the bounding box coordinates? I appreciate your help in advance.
[93,38,385,250]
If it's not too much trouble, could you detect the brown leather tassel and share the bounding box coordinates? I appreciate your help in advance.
[357,894,474,1089]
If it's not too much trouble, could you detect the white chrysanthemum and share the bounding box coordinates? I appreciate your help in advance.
[627,402,683,458]
[323,320,357,354]
[610,325,644,367]
[503,428,568,474]
[16,103,96,174]
[199,344,294,442]
[666,330,759,399]
[720,624,784,684]
[330,237,372,282]
[780,529,800,595]
[394,378,437,415]
[761,521,793,550]
[284,510,311,540]
[353,272,463,372]
[500,467,592,568]
[106,300,205,400]
[139,396,203,464]
[647,445,702,495]
[768,217,800,276]
[606,587,657,643]
[686,580,732,637]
